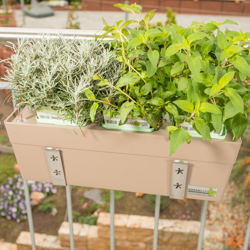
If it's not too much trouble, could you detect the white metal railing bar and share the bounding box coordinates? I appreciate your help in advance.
[20,0,25,27]
[153,195,161,250]
[197,200,208,250]
[0,28,112,46]
[243,216,250,250]
[66,185,75,250]
[23,180,37,250]
[110,190,115,250]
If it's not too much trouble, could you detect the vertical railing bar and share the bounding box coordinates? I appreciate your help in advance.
[197,200,208,250]
[243,216,250,250]
[110,190,115,250]
[66,185,75,250]
[23,180,36,250]
[153,195,161,250]
[11,89,17,110]
[19,0,25,27]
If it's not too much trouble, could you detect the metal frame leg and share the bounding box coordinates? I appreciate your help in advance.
[23,180,36,250]
[66,185,75,250]
[153,195,161,250]
[197,200,208,250]
[110,190,115,250]
[243,216,250,250]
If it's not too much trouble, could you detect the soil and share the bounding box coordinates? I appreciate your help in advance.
[0,91,202,243]
[0,186,202,243]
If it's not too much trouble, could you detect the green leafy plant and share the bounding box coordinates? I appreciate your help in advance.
[85,3,250,155]
[101,190,125,203]
[4,36,122,127]
[66,4,81,30]
[144,194,168,210]
[78,215,98,225]
[37,198,56,213]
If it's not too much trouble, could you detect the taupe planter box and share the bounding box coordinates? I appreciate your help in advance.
[5,107,241,201]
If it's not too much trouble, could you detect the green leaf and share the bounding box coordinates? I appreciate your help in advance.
[134,121,141,126]
[223,19,238,25]
[173,100,194,113]
[177,77,188,91]
[116,72,140,88]
[166,103,179,117]
[90,103,98,123]
[166,126,178,133]
[232,113,248,140]
[223,101,239,122]
[146,61,157,78]
[171,62,184,75]
[210,83,221,96]
[120,20,137,30]
[218,71,235,88]
[140,83,152,96]
[97,79,108,86]
[145,29,161,39]
[199,103,221,114]
[230,56,250,77]
[187,57,201,80]
[127,37,143,50]
[84,89,95,100]
[144,9,155,24]
[119,101,135,124]
[200,23,218,33]
[128,49,144,59]
[217,30,229,50]
[147,50,159,69]
[225,88,244,114]
[201,39,214,54]
[114,3,134,12]
[187,32,207,45]
[212,113,223,134]
[226,45,243,56]
[165,44,185,58]
[149,97,165,106]
[194,118,212,141]
[169,128,187,156]
[146,110,162,129]
[93,75,101,80]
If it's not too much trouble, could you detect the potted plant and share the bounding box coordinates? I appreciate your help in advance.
[4,36,122,127]
[85,3,250,155]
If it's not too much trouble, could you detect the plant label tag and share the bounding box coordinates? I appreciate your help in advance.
[45,147,66,186]
[170,160,188,200]
[187,185,217,197]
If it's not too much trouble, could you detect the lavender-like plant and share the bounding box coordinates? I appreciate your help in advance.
[5,36,122,126]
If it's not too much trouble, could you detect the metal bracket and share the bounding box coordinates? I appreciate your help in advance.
[45,147,66,186]
[170,160,188,200]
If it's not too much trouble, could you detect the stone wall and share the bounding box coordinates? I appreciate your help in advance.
[14,212,222,250]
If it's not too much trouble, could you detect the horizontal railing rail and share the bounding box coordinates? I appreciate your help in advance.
[0,28,112,46]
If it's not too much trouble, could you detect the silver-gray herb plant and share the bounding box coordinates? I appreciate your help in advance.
[5,36,122,126]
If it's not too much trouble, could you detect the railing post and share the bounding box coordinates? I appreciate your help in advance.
[66,185,75,250]
[110,190,115,250]
[153,195,161,250]
[197,200,208,250]
[23,180,36,250]
[243,216,250,250]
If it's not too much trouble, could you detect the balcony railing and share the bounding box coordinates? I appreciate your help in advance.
[0,28,249,250]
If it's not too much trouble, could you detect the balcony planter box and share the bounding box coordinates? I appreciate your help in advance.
[5,107,241,201]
